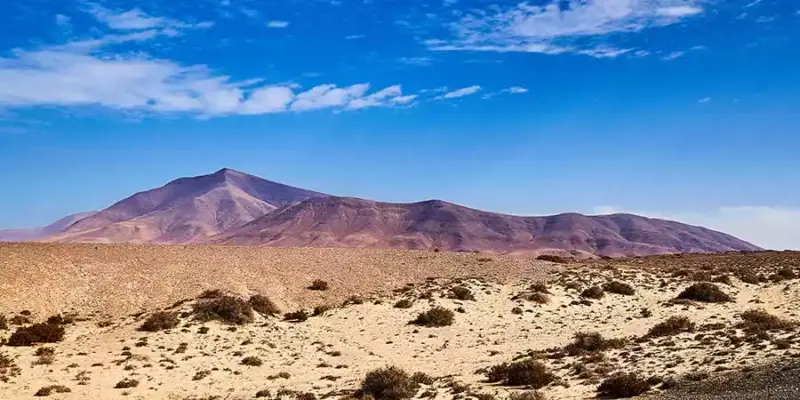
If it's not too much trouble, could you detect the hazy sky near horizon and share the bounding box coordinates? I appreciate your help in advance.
[0,0,798,249]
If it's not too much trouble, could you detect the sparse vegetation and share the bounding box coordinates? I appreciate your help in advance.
[580,286,605,300]
[241,356,263,366]
[114,378,139,389]
[313,304,334,316]
[676,283,732,303]
[449,286,475,301]
[6,322,65,346]
[738,309,795,332]
[647,316,696,337]
[526,292,550,304]
[360,366,419,400]
[564,332,626,356]
[309,280,329,291]
[249,294,280,316]
[597,373,651,398]
[139,311,179,332]
[411,307,454,327]
[284,310,309,322]
[501,359,556,388]
[536,255,567,264]
[602,281,635,296]
[34,385,71,396]
[394,299,413,309]
[193,295,254,325]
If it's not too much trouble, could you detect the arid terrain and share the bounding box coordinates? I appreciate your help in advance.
[1,244,799,399]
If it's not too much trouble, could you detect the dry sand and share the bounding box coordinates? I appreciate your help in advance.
[1,244,799,400]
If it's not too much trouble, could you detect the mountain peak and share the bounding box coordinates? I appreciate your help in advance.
[212,168,245,178]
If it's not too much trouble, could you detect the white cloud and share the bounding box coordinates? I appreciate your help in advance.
[85,3,212,31]
[56,14,72,26]
[345,35,365,40]
[662,50,685,60]
[398,56,433,66]
[267,20,290,28]
[429,0,706,58]
[592,206,800,250]
[437,85,481,100]
[346,85,417,110]
[505,86,528,94]
[698,97,712,103]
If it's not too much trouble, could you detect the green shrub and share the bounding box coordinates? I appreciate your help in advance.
[361,366,419,400]
[676,283,732,303]
[193,296,254,325]
[602,281,635,296]
[139,311,179,332]
[597,373,651,398]
[249,295,280,316]
[647,316,695,337]
[7,323,65,346]
[411,307,454,327]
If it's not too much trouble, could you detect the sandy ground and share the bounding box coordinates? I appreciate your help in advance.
[1,245,799,399]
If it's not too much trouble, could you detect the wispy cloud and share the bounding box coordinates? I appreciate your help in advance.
[85,3,211,31]
[398,56,433,66]
[437,85,481,100]
[698,97,712,103]
[345,34,365,40]
[428,0,707,58]
[267,20,290,28]
[0,9,412,117]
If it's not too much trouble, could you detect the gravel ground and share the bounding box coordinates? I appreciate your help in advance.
[645,362,800,400]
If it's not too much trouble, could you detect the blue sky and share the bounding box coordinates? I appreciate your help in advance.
[0,0,798,249]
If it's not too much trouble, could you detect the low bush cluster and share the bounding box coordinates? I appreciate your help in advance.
[564,332,626,356]
[487,359,555,388]
[7,322,65,347]
[676,283,732,303]
[647,316,696,338]
[449,286,475,301]
[602,281,635,296]
[596,373,651,398]
[360,366,420,400]
[410,307,454,327]
[139,311,180,332]
[193,295,254,325]
[580,286,605,300]
[249,294,280,316]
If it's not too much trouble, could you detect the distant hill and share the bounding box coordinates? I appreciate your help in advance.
[0,211,96,242]
[216,196,762,256]
[36,168,761,256]
[46,169,328,244]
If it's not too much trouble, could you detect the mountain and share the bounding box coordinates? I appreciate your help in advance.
[46,169,328,244]
[0,211,97,242]
[216,197,762,256]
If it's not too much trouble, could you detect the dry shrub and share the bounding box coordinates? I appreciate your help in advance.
[564,332,626,356]
[676,283,732,303]
[537,255,567,264]
[139,311,179,332]
[313,304,334,316]
[360,366,419,400]
[647,316,695,338]
[526,293,550,304]
[411,307,454,327]
[738,309,795,332]
[199,289,223,299]
[602,281,635,296]
[597,373,651,398]
[449,286,475,301]
[241,356,263,366]
[411,372,435,385]
[249,295,280,316]
[777,267,797,280]
[34,385,71,396]
[530,282,550,294]
[114,378,139,389]
[485,363,510,383]
[580,286,605,300]
[193,296,254,325]
[712,275,733,285]
[738,273,761,285]
[508,391,546,400]
[7,323,65,347]
[284,310,309,322]
[309,280,329,291]
[394,299,413,309]
[503,359,556,388]
[45,314,76,325]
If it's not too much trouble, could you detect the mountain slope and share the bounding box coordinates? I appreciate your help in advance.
[216,197,761,256]
[47,169,327,244]
[0,211,97,242]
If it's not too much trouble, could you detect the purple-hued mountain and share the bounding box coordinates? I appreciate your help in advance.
[40,168,761,256]
[0,211,96,242]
